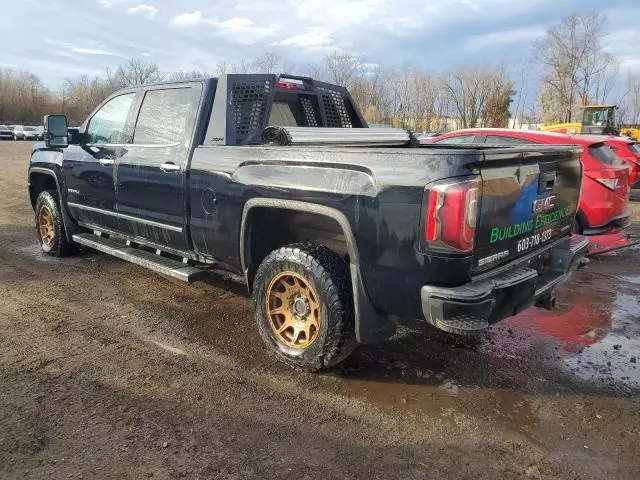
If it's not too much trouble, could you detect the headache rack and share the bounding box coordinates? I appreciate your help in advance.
[204,73,373,146]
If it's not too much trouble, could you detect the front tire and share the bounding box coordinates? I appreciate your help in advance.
[35,191,75,256]
[253,243,356,372]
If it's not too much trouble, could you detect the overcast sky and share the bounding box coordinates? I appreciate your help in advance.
[2,0,639,89]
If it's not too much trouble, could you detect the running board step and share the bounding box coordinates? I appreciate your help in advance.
[72,233,205,283]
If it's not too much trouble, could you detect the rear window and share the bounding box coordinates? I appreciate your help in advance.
[485,135,532,145]
[589,144,624,166]
[435,135,477,144]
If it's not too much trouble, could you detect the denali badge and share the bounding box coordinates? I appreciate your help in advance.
[532,195,556,214]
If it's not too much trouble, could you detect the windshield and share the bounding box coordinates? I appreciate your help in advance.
[24,126,36,131]
[583,107,618,129]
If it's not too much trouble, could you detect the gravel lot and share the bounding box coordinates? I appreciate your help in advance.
[1,141,639,479]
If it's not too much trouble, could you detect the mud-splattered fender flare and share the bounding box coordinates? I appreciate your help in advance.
[28,167,78,243]
[239,198,395,345]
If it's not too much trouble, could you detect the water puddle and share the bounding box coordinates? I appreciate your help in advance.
[500,272,640,390]
[623,275,640,285]
[561,294,640,389]
[334,263,640,428]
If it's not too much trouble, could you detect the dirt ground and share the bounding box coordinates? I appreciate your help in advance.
[1,141,639,480]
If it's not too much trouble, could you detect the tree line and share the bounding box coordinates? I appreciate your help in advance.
[1,12,638,130]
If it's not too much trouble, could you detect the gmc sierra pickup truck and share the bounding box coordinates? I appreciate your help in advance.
[28,74,588,370]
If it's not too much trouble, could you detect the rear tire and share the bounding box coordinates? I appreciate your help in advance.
[35,191,75,257]
[253,243,356,372]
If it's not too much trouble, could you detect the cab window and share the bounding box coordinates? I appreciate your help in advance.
[86,93,135,144]
[133,87,201,145]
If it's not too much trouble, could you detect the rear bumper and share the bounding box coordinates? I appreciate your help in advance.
[583,211,631,235]
[421,235,589,334]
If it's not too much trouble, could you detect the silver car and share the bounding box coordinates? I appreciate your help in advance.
[12,125,41,140]
[0,125,13,140]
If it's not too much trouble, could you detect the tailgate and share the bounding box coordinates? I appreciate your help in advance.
[474,146,583,272]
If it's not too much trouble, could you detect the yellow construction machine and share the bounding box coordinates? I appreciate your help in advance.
[541,105,640,140]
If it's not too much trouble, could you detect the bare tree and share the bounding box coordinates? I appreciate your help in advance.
[280,59,296,74]
[323,51,361,88]
[534,13,615,123]
[626,72,640,126]
[62,75,117,124]
[106,58,164,88]
[307,62,326,80]
[349,65,385,122]
[215,61,230,76]
[231,59,253,74]
[252,52,282,74]
[168,70,211,81]
[441,65,512,129]
[0,68,56,124]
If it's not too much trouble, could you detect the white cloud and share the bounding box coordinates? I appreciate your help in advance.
[170,11,204,27]
[170,12,278,44]
[461,0,480,12]
[98,0,127,8]
[213,18,278,45]
[293,0,390,28]
[71,47,115,55]
[464,26,545,51]
[127,4,158,19]
[217,17,253,29]
[272,28,334,48]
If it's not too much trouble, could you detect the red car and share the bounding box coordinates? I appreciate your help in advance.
[599,136,640,188]
[423,129,631,235]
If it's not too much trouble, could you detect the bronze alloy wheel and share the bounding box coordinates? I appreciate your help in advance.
[38,205,55,247]
[266,271,321,349]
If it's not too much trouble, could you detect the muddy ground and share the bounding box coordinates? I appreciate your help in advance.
[1,141,639,479]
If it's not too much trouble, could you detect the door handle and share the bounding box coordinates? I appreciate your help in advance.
[99,158,115,166]
[160,163,181,173]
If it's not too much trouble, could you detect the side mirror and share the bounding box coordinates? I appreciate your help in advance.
[44,115,69,148]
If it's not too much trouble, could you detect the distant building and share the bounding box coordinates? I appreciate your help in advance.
[508,118,543,131]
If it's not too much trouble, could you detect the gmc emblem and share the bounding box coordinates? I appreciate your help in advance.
[532,195,556,214]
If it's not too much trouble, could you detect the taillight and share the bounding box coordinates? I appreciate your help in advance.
[424,178,480,253]
[277,80,300,90]
[593,177,617,191]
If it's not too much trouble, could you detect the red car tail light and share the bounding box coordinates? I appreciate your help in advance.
[586,168,629,193]
[424,178,480,253]
[593,177,618,191]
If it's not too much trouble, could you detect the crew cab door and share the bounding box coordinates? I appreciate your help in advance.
[115,84,203,251]
[63,92,137,231]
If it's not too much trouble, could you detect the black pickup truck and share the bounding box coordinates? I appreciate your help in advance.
[28,74,588,370]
